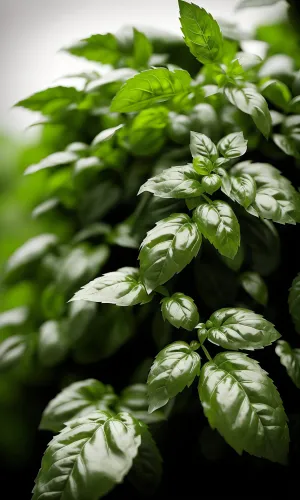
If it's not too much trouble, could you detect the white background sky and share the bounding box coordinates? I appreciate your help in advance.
[0,0,286,135]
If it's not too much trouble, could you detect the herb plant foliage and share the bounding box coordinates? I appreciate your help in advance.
[2,0,300,498]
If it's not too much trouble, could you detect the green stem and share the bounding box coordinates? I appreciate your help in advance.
[201,344,212,361]
[201,193,212,204]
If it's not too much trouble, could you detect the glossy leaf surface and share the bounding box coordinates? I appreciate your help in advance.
[206,308,279,350]
[32,411,142,500]
[40,379,118,432]
[139,213,202,293]
[148,341,201,412]
[71,267,151,306]
[193,200,240,259]
[199,352,289,463]
[161,292,199,331]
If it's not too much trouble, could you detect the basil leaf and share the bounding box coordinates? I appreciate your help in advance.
[230,174,257,208]
[273,134,300,158]
[190,132,218,161]
[0,335,27,372]
[139,213,202,293]
[179,0,223,64]
[192,155,214,175]
[231,161,299,224]
[111,68,191,112]
[260,79,291,111]
[38,320,69,367]
[0,307,28,330]
[32,411,142,500]
[148,341,201,412]
[225,86,271,138]
[25,151,78,175]
[241,216,280,276]
[128,422,162,496]
[91,124,124,146]
[71,267,151,306]
[199,352,289,464]
[116,384,166,424]
[240,271,268,305]
[64,33,120,64]
[67,300,96,344]
[133,28,153,68]
[275,340,300,389]
[129,107,169,156]
[236,0,281,9]
[167,112,191,145]
[217,132,248,159]
[206,308,279,350]
[15,86,82,115]
[161,292,199,331]
[193,200,240,259]
[201,174,222,195]
[288,95,300,114]
[6,234,58,277]
[138,164,202,199]
[40,379,118,432]
[289,273,300,334]
[73,307,135,363]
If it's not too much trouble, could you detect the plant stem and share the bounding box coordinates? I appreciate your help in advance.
[201,344,212,361]
[201,193,212,204]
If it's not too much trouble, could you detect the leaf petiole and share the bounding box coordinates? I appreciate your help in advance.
[201,344,212,361]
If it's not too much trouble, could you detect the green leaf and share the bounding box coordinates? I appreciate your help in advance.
[231,161,299,224]
[128,422,162,496]
[190,132,218,161]
[116,384,166,424]
[289,273,300,334]
[71,267,151,306]
[167,112,191,145]
[148,341,201,412]
[230,174,257,208]
[217,132,248,159]
[6,234,58,277]
[236,0,281,11]
[225,86,271,138]
[206,308,278,350]
[192,155,214,175]
[199,352,289,464]
[111,68,191,113]
[240,271,268,305]
[129,107,169,156]
[193,200,240,259]
[38,320,69,367]
[32,198,59,218]
[275,340,300,389]
[138,164,203,199]
[273,134,300,158]
[72,223,111,244]
[64,33,120,64]
[40,379,118,432]
[73,307,135,363]
[241,217,280,276]
[133,28,153,68]
[261,79,291,111]
[57,245,110,294]
[161,292,199,331]
[179,0,223,64]
[0,335,27,372]
[139,213,202,293]
[32,411,142,500]
[201,174,222,195]
[25,151,78,175]
[288,95,300,114]
[15,86,82,115]
[67,300,96,344]
[91,124,124,146]
[0,307,28,330]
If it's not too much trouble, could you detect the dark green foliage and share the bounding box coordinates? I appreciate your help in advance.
[2,1,300,498]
